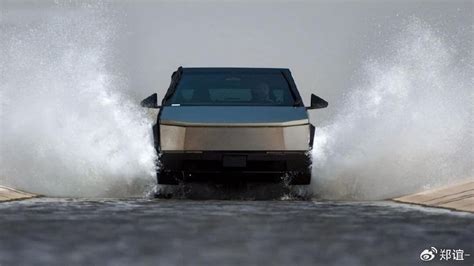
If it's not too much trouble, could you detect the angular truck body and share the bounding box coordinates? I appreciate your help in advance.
[141,67,327,185]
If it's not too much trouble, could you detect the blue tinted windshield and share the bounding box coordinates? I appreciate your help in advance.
[167,72,296,106]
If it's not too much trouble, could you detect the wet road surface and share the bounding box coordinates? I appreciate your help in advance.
[0,198,473,266]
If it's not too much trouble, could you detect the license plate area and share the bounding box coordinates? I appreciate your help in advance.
[222,155,247,168]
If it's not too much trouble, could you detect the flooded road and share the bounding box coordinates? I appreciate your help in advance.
[0,198,473,266]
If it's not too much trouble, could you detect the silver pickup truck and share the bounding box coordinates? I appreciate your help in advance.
[141,67,327,185]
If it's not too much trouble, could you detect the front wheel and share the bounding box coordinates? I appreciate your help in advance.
[286,170,312,185]
[157,169,180,185]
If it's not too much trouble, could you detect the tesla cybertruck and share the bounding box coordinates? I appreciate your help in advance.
[141,67,327,185]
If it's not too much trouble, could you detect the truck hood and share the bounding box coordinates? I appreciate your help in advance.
[159,106,309,127]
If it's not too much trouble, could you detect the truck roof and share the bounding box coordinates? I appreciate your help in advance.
[181,67,291,73]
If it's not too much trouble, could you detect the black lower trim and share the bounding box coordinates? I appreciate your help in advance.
[157,151,311,185]
[309,123,315,149]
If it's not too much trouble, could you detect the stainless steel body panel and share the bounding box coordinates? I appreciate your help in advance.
[160,124,310,151]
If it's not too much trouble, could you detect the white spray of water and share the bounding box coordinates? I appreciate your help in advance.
[0,6,157,197]
[311,19,473,200]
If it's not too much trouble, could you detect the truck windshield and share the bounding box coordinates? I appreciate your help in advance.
[167,72,296,106]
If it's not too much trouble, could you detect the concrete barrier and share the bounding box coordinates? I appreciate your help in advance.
[0,185,38,202]
[393,180,474,213]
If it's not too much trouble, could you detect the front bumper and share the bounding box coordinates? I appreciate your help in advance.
[157,151,312,185]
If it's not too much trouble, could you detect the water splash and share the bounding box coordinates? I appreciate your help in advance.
[311,19,473,200]
[0,4,157,197]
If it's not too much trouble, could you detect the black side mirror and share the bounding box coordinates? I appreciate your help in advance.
[140,93,160,108]
[308,94,328,109]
